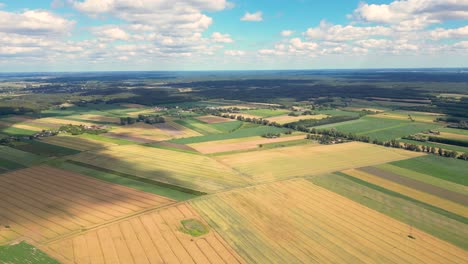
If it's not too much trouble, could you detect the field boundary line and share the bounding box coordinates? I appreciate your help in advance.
[41,201,186,246]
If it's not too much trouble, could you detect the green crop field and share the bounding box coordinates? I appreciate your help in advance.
[0,146,45,166]
[209,120,243,132]
[315,116,439,141]
[390,155,468,186]
[77,133,136,145]
[439,128,468,136]
[12,140,81,157]
[375,163,468,195]
[170,125,287,144]
[309,173,468,249]
[315,109,361,117]
[241,108,290,117]
[0,126,36,136]
[0,242,60,264]
[173,118,222,134]
[0,157,25,173]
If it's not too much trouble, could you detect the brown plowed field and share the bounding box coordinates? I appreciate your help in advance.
[46,203,245,264]
[0,166,175,244]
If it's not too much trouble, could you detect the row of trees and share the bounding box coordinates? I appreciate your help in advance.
[58,124,108,135]
[306,128,467,161]
[206,108,468,161]
[119,114,165,125]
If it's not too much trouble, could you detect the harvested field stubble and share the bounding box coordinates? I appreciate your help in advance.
[191,179,468,263]
[70,145,251,192]
[45,203,245,264]
[0,166,174,244]
[216,142,423,183]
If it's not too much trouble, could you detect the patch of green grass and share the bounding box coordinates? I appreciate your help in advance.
[439,128,468,136]
[242,108,290,117]
[0,242,60,264]
[0,158,25,171]
[335,171,468,224]
[315,109,360,117]
[0,146,44,166]
[260,139,311,149]
[173,118,221,135]
[390,155,468,186]
[209,120,243,133]
[77,133,136,145]
[12,140,81,157]
[57,160,200,201]
[0,127,36,136]
[309,173,468,249]
[180,219,209,237]
[171,126,287,144]
[315,116,439,141]
[144,143,200,155]
[54,116,116,125]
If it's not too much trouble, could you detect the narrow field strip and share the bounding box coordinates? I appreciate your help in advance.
[343,169,468,218]
[360,166,468,205]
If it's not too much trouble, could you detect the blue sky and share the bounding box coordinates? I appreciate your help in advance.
[0,0,467,71]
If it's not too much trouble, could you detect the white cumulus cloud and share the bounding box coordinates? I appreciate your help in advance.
[353,0,468,30]
[0,9,74,35]
[281,30,294,37]
[211,32,233,43]
[241,11,263,22]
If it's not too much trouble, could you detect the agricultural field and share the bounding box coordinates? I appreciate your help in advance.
[216,142,423,183]
[0,71,468,263]
[341,168,468,218]
[10,140,80,157]
[315,116,440,141]
[310,173,468,249]
[105,120,201,143]
[374,163,468,195]
[40,135,117,151]
[191,179,468,263]
[0,126,37,136]
[439,128,468,136]
[265,114,328,125]
[372,111,443,123]
[0,158,25,174]
[52,161,197,201]
[188,134,306,154]
[389,155,468,186]
[195,115,235,124]
[0,146,44,166]
[0,242,60,264]
[173,118,223,135]
[170,125,287,144]
[69,145,251,193]
[43,203,245,264]
[240,108,290,118]
[0,165,174,245]
[56,114,120,125]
